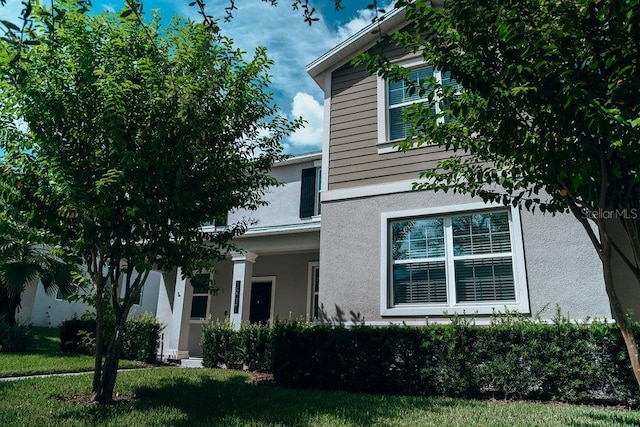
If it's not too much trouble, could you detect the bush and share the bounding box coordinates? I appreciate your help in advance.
[59,313,162,362]
[0,321,34,352]
[59,318,96,354]
[271,314,640,407]
[201,320,273,371]
[122,312,163,363]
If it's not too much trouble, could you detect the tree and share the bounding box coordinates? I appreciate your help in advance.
[358,0,640,386]
[0,0,299,402]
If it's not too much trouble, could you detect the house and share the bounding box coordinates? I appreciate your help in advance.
[305,6,638,326]
[18,6,639,360]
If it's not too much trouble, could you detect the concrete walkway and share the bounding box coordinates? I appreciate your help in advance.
[0,359,203,382]
[0,368,151,382]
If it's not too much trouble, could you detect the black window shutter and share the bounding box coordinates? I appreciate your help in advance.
[300,168,317,218]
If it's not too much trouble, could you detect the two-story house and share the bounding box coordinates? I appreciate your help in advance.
[306,6,635,325]
[19,6,640,360]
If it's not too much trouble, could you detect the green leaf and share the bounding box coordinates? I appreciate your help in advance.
[1,20,20,32]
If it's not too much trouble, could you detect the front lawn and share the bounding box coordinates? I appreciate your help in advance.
[0,327,142,377]
[0,367,639,426]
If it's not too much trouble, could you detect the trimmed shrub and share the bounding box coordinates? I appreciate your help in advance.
[122,312,163,363]
[201,320,273,371]
[0,321,34,352]
[240,323,273,372]
[271,316,640,407]
[201,320,241,368]
[59,313,162,362]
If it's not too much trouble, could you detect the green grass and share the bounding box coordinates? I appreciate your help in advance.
[0,367,639,426]
[0,327,142,377]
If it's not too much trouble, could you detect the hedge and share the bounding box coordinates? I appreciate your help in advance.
[271,316,640,406]
[59,312,163,362]
[200,314,640,407]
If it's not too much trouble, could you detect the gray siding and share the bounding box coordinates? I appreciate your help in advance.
[328,34,451,190]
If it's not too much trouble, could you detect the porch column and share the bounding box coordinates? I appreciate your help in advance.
[229,251,258,331]
[167,267,193,359]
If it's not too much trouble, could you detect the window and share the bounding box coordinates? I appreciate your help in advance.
[132,285,143,306]
[388,66,434,141]
[202,212,228,228]
[190,273,211,319]
[378,61,460,149]
[300,167,321,218]
[381,204,529,316]
[307,262,320,321]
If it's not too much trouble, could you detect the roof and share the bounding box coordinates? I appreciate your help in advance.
[306,1,445,87]
[273,151,321,167]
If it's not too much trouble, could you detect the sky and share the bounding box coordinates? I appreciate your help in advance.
[0,0,391,155]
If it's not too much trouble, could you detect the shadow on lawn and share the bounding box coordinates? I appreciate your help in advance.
[50,372,467,426]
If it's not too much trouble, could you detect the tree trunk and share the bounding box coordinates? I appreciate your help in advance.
[601,232,640,387]
[91,320,125,403]
[91,275,105,401]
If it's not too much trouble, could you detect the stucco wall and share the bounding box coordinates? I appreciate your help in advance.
[24,283,94,327]
[229,155,320,229]
[22,270,164,328]
[319,190,612,323]
[253,252,319,321]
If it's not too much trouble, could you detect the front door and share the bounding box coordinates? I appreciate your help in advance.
[249,281,272,324]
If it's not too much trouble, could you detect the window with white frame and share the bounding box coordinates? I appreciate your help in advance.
[379,62,459,148]
[382,205,529,316]
[190,273,211,319]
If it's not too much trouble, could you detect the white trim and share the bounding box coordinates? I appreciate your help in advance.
[234,222,321,239]
[323,179,417,202]
[377,57,425,147]
[320,72,331,197]
[379,203,530,317]
[306,7,408,87]
[274,152,321,167]
[230,251,258,263]
[250,276,277,326]
[189,272,213,323]
[306,261,320,321]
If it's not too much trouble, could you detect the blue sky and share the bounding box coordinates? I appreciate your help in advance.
[0,0,390,154]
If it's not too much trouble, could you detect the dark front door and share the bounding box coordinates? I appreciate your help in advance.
[249,281,272,324]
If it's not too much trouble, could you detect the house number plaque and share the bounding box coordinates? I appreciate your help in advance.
[233,280,241,314]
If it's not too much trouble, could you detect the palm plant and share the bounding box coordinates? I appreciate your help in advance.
[0,235,77,325]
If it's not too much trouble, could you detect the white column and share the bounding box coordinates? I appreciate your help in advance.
[229,252,258,331]
[167,267,193,359]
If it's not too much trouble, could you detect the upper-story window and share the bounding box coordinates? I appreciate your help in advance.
[388,66,435,141]
[300,167,321,218]
[378,61,459,150]
[202,212,228,229]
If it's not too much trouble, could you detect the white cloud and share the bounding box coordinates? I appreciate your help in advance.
[0,0,27,24]
[288,92,323,148]
[334,7,377,42]
[333,1,395,43]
